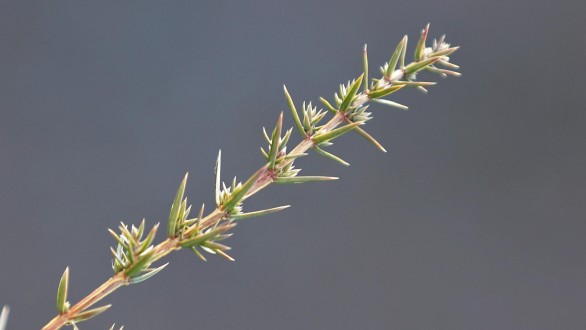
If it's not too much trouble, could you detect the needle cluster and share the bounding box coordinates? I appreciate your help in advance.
[21,24,461,330]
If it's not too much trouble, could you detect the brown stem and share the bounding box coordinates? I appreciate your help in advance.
[40,113,346,330]
[41,62,424,329]
[42,275,126,330]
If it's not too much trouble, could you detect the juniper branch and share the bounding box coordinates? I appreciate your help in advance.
[40,24,460,330]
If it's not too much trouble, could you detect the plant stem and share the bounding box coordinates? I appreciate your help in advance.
[41,56,445,329]
[40,111,345,330]
[42,275,125,330]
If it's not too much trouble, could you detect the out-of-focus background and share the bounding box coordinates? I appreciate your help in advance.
[1,1,585,329]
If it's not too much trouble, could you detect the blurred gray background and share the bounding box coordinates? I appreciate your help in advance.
[1,1,585,329]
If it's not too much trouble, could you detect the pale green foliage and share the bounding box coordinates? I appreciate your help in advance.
[32,24,461,330]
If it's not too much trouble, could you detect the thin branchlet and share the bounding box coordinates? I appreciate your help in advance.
[39,25,460,330]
